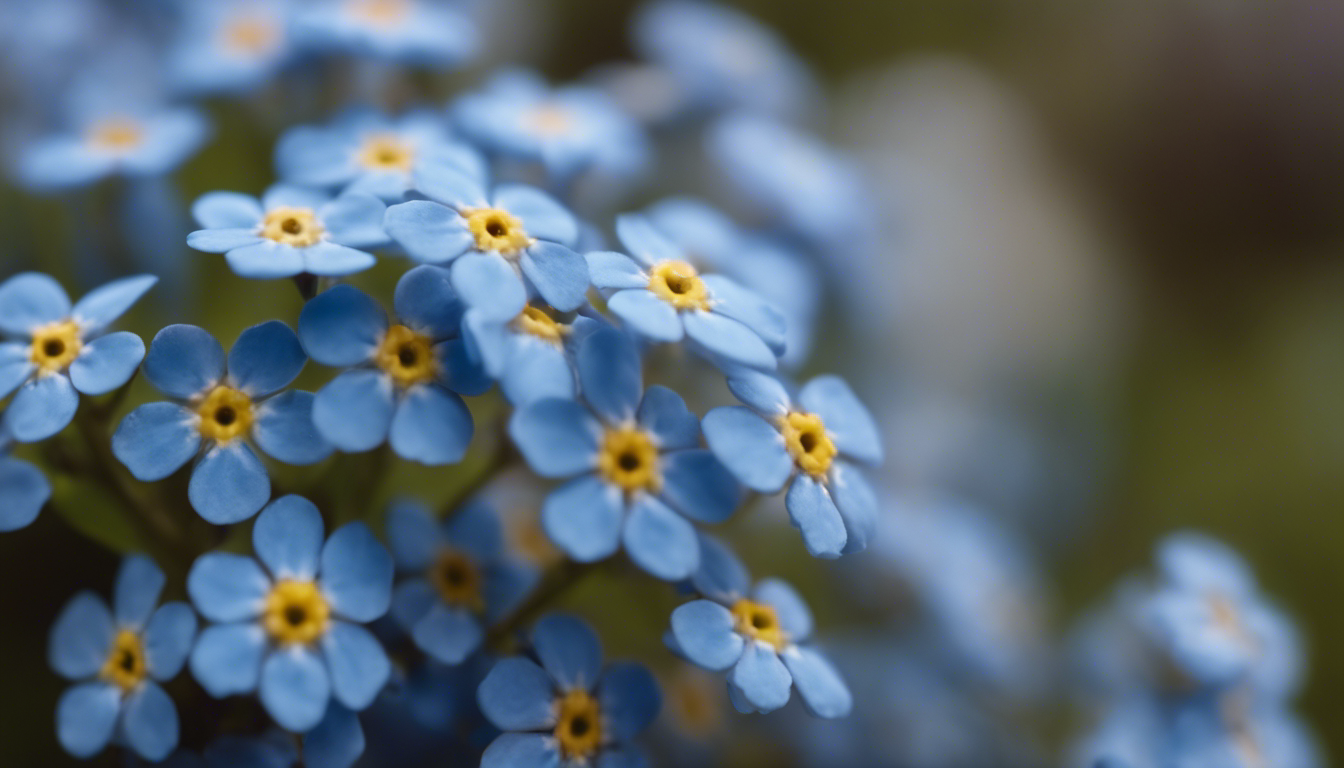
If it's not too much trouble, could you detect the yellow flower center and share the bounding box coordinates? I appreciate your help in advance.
[779,411,837,477]
[357,134,415,172]
[28,319,82,374]
[597,426,661,494]
[222,16,278,53]
[261,207,325,247]
[262,580,331,646]
[348,0,410,24]
[513,305,568,344]
[647,260,711,311]
[428,549,484,612]
[730,598,788,651]
[87,118,142,151]
[100,629,148,693]
[553,689,604,760]
[528,104,573,137]
[374,324,437,387]
[464,207,531,256]
[196,386,255,443]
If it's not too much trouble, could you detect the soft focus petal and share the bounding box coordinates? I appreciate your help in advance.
[799,375,882,465]
[829,461,877,555]
[598,662,661,740]
[684,310,776,370]
[730,643,792,713]
[726,370,792,415]
[623,495,699,581]
[607,289,683,342]
[660,449,741,524]
[304,703,365,768]
[585,251,647,290]
[477,657,558,731]
[298,284,387,367]
[691,534,751,604]
[636,385,699,451]
[189,442,271,524]
[322,193,388,249]
[114,555,165,629]
[192,191,263,229]
[411,605,483,664]
[6,374,78,442]
[412,163,488,210]
[383,200,474,264]
[321,522,394,622]
[533,613,603,691]
[312,370,396,452]
[143,602,197,681]
[260,647,332,733]
[785,475,847,559]
[68,331,145,395]
[480,733,560,768]
[615,213,683,268]
[385,501,442,570]
[112,402,200,482]
[144,325,226,399]
[49,592,115,680]
[509,398,600,477]
[701,406,792,493]
[0,272,70,335]
[389,384,473,465]
[0,456,49,531]
[542,475,624,563]
[188,228,266,253]
[451,252,526,322]
[700,274,786,356]
[519,241,589,312]
[71,274,157,333]
[322,621,391,711]
[189,623,266,696]
[493,185,578,246]
[56,682,120,758]
[187,553,270,622]
[121,681,179,760]
[782,647,851,718]
[577,326,642,423]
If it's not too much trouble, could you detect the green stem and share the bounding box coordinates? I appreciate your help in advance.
[485,559,597,650]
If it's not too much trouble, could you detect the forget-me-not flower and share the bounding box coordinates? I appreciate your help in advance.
[187,184,389,279]
[0,272,155,442]
[701,370,881,558]
[169,0,296,96]
[0,425,50,531]
[477,614,660,768]
[509,327,741,581]
[462,302,602,406]
[187,495,394,733]
[297,266,488,465]
[293,0,478,68]
[112,322,333,524]
[669,535,851,718]
[49,555,198,760]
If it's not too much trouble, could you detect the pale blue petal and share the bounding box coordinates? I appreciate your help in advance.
[304,703,364,768]
[385,501,441,570]
[660,450,741,524]
[312,370,396,452]
[0,272,70,335]
[726,370,792,415]
[322,621,391,710]
[730,644,792,713]
[752,579,813,642]
[225,241,308,279]
[0,456,49,531]
[701,274,786,356]
[785,475,846,559]
[585,250,647,290]
[303,242,377,277]
[701,406,792,493]
[615,213,683,268]
[598,662,661,739]
[533,613,603,691]
[68,332,145,395]
[144,325,225,399]
[412,163,489,210]
[262,184,331,211]
[229,320,306,398]
[261,647,332,733]
[189,623,267,696]
[383,200,474,264]
[192,191,263,229]
[114,555,165,629]
[394,264,464,339]
[0,347,34,399]
[188,228,266,253]
[49,592,115,679]
[684,310,777,370]
[297,284,386,367]
[321,522,394,622]
[253,391,332,466]
[389,385,473,466]
[492,185,578,246]
[636,385,699,450]
[782,647,851,718]
[799,375,883,465]
[321,193,388,249]
[607,289,683,342]
[477,657,558,730]
[508,399,600,478]
[499,340,574,406]
[411,605,483,664]
[56,682,120,758]
[122,681,179,760]
[71,274,157,332]
[143,602,197,680]
[112,402,200,482]
[187,553,270,622]
[542,475,624,562]
[830,461,877,555]
[690,534,750,603]
[670,600,743,671]
[451,252,526,322]
[481,733,560,768]
[519,242,589,312]
[623,495,699,581]
[253,495,326,581]
[6,374,78,442]
[189,442,271,524]
[727,681,759,714]
[577,327,642,423]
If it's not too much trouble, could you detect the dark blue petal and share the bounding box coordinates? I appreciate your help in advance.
[785,476,846,559]
[577,326,642,424]
[114,555,165,629]
[607,289,683,342]
[0,455,49,531]
[435,337,493,396]
[143,602,197,681]
[145,325,226,399]
[188,553,270,622]
[389,385,473,466]
[477,657,558,731]
[6,374,78,442]
[483,562,538,622]
[660,449,741,524]
[411,605,483,664]
[0,272,70,335]
[71,274,157,333]
[623,495,699,581]
[56,682,120,758]
[442,499,503,560]
[68,331,145,395]
[690,534,751,604]
[532,613,603,691]
[451,252,526,323]
[752,579,813,642]
[480,733,560,768]
[519,242,589,312]
[670,600,743,671]
[298,285,386,367]
[799,375,882,465]
[49,592,115,679]
[303,703,365,768]
[189,623,266,696]
[121,681,179,760]
[390,580,436,630]
[598,662,661,739]
[254,495,326,581]
[541,475,624,563]
[313,370,396,452]
[112,402,200,481]
[321,522,394,622]
[189,442,271,524]
[730,644,792,713]
[322,621,390,711]
[701,407,792,493]
[260,647,331,733]
[394,265,464,340]
[253,391,333,465]
[781,647,851,718]
[228,321,306,398]
[385,500,442,570]
[509,398,600,478]
[636,385,699,451]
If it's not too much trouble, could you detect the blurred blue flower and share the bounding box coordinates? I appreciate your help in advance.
[384,164,590,321]
[701,369,881,558]
[385,498,537,664]
[462,303,603,406]
[508,328,741,581]
[186,495,394,733]
[297,267,487,465]
[187,184,389,279]
[0,272,155,442]
[169,0,296,96]
[49,555,197,761]
[293,0,478,68]
[0,426,50,531]
[587,211,787,371]
[669,535,851,718]
[477,613,660,768]
[112,321,333,524]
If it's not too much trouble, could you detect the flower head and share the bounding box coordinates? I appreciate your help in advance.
[293,0,478,68]
[169,0,295,96]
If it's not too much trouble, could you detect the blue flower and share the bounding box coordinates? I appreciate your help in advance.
[0,272,156,442]
[49,555,198,761]
[168,0,296,96]
[508,327,742,581]
[186,495,394,733]
[385,499,537,664]
[668,535,851,718]
[293,0,478,68]
[187,184,389,279]
[112,321,333,524]
[0,426,50,531]
[701,369,882,558]
[477,614,660,768]
[461,303,603,406]
[452,70,649,181]
[297,266,487,465]
[383,165,590,322]
[587,211,788,371]
[274,107,486,203]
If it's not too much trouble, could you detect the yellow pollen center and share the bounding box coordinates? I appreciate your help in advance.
[348,0,410,24]
[196,386,255,443]
[779,411,837,477]
[731,598,788,651]
[464,208,531,256]
[357,134,415,171]
[428,549,485,612]
[261,207,324,247]
[554,689,604,760]
[374,324,437,387]
[647,260,711,311]
[528,104,573,137]
[222,17,278,53]
[100,629,148,693]
[597,426,661,494]
[88,118,142,151]
[514,305,568,344]
[263,580,331,646]
[28,319,82,373]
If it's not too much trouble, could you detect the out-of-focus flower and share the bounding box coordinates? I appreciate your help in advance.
[461,302,601,406]
[169,0,296,96]
[0,426,50,531]
[294,0,478,68]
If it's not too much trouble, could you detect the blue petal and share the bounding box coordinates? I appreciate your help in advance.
[785,475,846,559]
[727,681,760,714]
[597,747,650,768]
[0,456,49,531]
[730,644,792,713]
[321,193,388,249]
[261,647,332,733]
[752,579,813,642]
[660,449,741,524]
[636,385,699,450]
[492,185,578,246]
[598,662,661,739]
[122,681,179,761]
[411,605,483,664]
[799,375,883,465]
[442,499,504,560]
[303,703,365,768]
[577,326,643,423]
[192,191,263,229]
[6,373,78,442]
[607,289,683,342]
[412,163,489,210]
[726,370,792,415]
[435,337,493,396]
[253,495,326,581]
[499,339,574,406]
[313,371,396,452]
[321,522,394,622]
[322,621,391,710]
[225,241,308,279]
[188,228,266,253]
[615,213,683,268]
[262,183,331,211]
[585,250,647,290]
[701,274,786,356]
[253,391,333,466]
[383,200,474,264]
[302,242,377,277]
[0,272,70,335]
[112,402,200,481]
[480,733,560,768]
[451,252,526,322]
[145,325,226,399]
[187,553,270,622]
[56,682,120,758]
[509,398,600,477]
[829,461,877,556]
[519,241,589,312]
[390,580,436,630]
[623,495,699,581]
[394,265,464,339]
[477,657,558,731]
[670,600,743,671]
[49,592,115,679]
[684,310,776,370]
[701,407,792,493]
[781,647,851,718]
[0,344,34,400]
[385,501,442,570]
[71,274,158,333]
[229,320,306,398]
[68,331,145,395]
[189,442,271,524]
[298,285,387,367]
[17,137,111,190]
[691,534,751,604]
[143,602,197,680]
[533,613,603,691]
[189,623,267,696]
[542,475,624,563]
[389,385,473,465]
[114,555,165,629]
